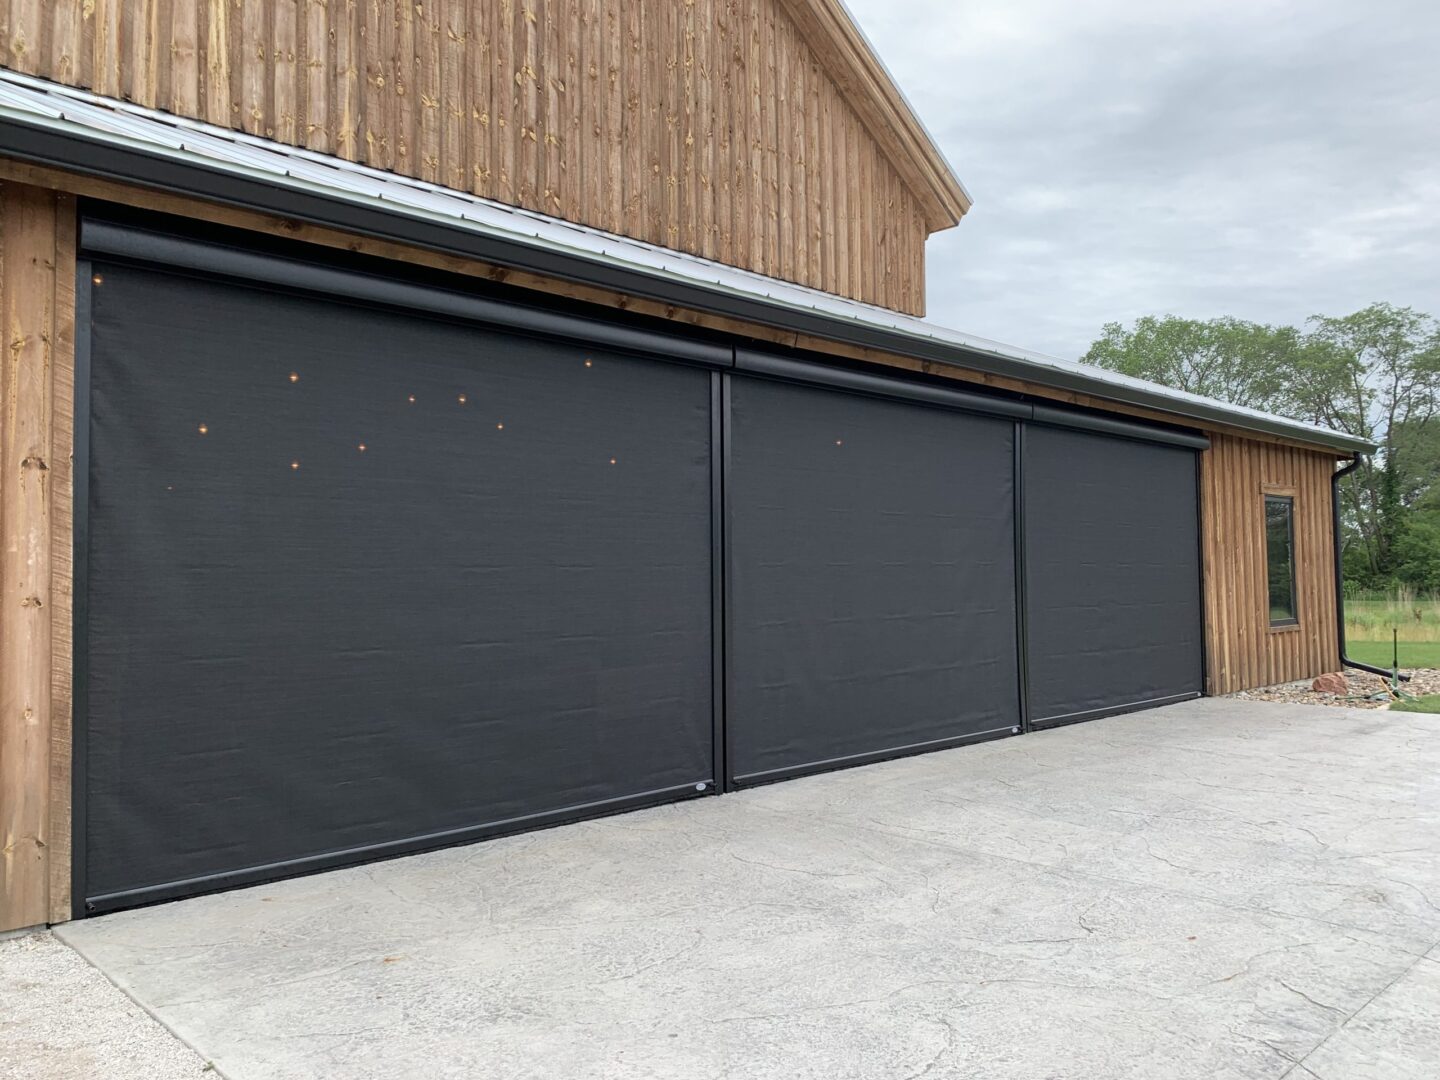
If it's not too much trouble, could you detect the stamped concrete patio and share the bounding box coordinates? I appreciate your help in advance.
[41,698,1440,1078]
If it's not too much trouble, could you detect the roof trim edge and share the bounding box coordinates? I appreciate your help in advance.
[775,0,972,229]
[0,77,1374,456]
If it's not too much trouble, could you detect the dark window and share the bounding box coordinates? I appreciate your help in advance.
[1265,495,1298,626]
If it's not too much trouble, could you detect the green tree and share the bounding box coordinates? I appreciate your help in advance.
[1300,304,1440,580]
[1081,315,1297,413]
[1392,514,1440,593]
[1393,417,1440,513]
[1083,305,1440,588]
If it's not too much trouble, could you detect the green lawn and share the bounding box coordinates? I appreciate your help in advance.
[1389,694,1440,714]
[1345,640,1440,670]
[1345,595,1440,643]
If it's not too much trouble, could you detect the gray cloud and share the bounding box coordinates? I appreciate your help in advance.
[845,0,1440,358]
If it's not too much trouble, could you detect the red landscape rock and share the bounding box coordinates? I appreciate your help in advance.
[1311,672,1349,695]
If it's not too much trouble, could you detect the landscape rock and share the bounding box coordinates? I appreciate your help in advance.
[1231,667,1440,709]
[1311,672,1349,694]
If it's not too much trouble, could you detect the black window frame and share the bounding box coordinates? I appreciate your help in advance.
[1264,493,1299,628]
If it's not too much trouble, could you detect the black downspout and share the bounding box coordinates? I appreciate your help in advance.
[1332,455,1409,680]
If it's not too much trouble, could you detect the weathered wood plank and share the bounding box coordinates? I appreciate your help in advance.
[5,0,42,75]
[46,195,76,926]
[416,0,441,183]
[600,0,622,234]
[303,0,330,151]
[170,0,201,117]
[0,0,941,311]
[201,0,232,127]
[333,0,359,158]
[440,0,465,190]
[1200,435,1340,695]
[273,0,299,143]
[393,0,414,174]
[0,183,57,932]
[48,0,85,85]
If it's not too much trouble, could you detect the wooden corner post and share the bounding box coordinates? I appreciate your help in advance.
[1,181,76,931]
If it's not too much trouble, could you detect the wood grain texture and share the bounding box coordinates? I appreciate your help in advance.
[0,0,942,314]
[46,195,75,926]
[0,181,73,932]
[1202,434,1342,695]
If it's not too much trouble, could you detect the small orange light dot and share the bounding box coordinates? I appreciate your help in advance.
[290,461,300,471]
[609,457,617,465]
[92,274,104,285]
[458,394,467,405]
[288,372,300,384]
[408,395,416,404]
[166,485,174,492]
[496,422,505,430]
[584,359,593,368]
[198,423,209,435]
[357,443,367,452]
[835,439,843,446]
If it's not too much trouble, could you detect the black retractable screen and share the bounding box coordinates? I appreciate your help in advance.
[727,378,1020,785]
[82,263,714,909]
[1022,425,1203,727]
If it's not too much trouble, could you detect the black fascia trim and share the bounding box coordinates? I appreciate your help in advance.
[80,218,733,369]
[82,780,712,916]
[0,117,1375,455]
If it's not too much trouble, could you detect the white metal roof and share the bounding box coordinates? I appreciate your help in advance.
[0,69,1371,454]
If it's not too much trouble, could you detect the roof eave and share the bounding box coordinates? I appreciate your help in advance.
[777,0,972,231]
[0,76,1374,457]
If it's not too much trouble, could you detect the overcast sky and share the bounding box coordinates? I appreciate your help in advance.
[844,0,1440,360]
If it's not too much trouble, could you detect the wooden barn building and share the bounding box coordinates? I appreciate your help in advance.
[0,0,1373,930]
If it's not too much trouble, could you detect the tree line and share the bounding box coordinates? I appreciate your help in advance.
[1082,304,1440,591]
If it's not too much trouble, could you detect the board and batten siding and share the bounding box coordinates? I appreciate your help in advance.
[1201,433,1342,695]
[0,180,75,931]
[0,0,932,314]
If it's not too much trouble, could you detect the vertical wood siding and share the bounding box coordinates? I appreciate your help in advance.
[0,0,931,314]
[0,181,75,931]
[1202,433,1342,695]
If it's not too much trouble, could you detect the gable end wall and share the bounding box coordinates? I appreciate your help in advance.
[0,0,931,313]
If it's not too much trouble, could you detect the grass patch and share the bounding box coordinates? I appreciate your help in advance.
[1345,640,1440,670]
[1389,694,1440,714]
[1346,594,1440,643]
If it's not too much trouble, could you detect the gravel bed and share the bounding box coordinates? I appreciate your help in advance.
[1228,667,1440,708]
[0,930,211,1080]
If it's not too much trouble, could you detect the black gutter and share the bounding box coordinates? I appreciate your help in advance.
[0,115,1374,454]
[1332,456,1408,680]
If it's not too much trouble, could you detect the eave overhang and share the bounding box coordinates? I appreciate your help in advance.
[0,72,1374,456]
